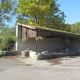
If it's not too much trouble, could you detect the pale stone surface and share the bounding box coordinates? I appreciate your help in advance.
[21,50,29,57]
[21,51,27,57]
[25,50,29,56]
[16,56,52,66]
[29,51,36,57]
[29,51,43,60]
[31,54,43,60]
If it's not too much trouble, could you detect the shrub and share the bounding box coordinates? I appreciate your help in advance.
[0,51,6,56]
[0,34,16,51]
[35,36,43,42]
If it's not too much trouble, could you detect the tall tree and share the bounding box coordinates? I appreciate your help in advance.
[0,0,11,25]
[15,0,65,29]
[72,22,80,33]
[0,0,17,26]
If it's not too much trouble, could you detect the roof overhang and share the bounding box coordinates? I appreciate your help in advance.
[36,27,80,38]
[17,23,80,38]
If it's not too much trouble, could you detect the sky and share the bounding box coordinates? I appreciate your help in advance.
[57,0,80,24]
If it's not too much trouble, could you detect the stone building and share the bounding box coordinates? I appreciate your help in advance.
[16,23,80,53]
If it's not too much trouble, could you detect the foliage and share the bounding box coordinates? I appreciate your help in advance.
[0,51,6,56]
[0,50,16,57]
[0,0,16,26]
[0,26,16,36]
[35,36,43,42]
[60,23,71,32]
[0,34,16,51]
[0,25,7,35]
[15,0,65,29]
[22,38,28,42]
[0,24,16,51]
[16,0,80,33]
[72,22,80,33]
[0,0,11,25]
[70,24,75,33]
[59,22,80,33]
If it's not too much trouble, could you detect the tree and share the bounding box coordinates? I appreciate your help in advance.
[60,23,71,32]
[70,24,75,33]
[0,0,17,27]
[0,25,7,35]
[0,0,17,51]
[0,26,16,51]
[15,0,65,29]
[0,25,16,51]
[1,27,16,36]
[72,22,80,33]
[0,0,11,25]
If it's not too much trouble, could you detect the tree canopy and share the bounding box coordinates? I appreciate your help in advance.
[15,0,65,29]
[0,0,17,26]
[0,0,11,25]
[0,26,16,51]
[70,22,80,33]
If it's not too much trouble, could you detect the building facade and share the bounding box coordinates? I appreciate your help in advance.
[16,23,80,53]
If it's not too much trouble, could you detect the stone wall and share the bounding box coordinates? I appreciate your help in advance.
[0,51,17,57]
[67,38,80,52]
[16,37,66,53]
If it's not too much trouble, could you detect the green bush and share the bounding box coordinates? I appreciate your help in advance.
[0,34,16,51]
[0,51,6,56]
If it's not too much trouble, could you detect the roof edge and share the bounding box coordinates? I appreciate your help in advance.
[17,23,80,36]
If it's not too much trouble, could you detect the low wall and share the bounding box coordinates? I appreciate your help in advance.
[52,52,80,58]
[0,51,17,57]
[40,52,80,59]
[20,50,80,60]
